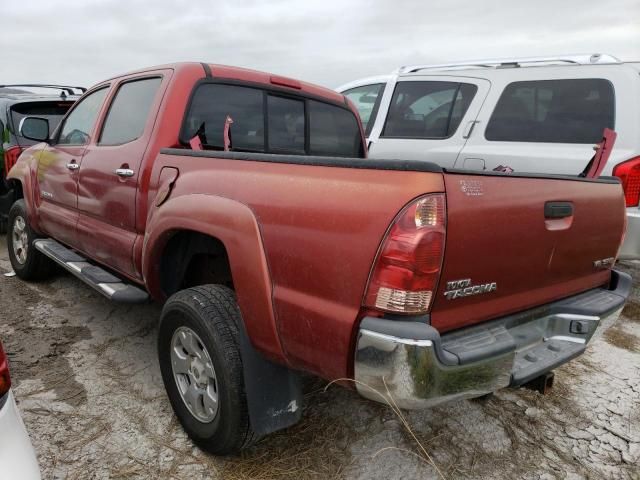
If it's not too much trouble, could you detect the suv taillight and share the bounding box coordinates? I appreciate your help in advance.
[0,340,10,397]
[364,194,446,314]
[3,146,23,176]
[613,156,640,207]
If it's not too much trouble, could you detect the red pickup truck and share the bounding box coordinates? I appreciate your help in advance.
[5,62,630,454]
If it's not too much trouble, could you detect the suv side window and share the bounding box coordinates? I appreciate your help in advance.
[57,87,109,145]
[342,83,385,134]
[99,77,162,145]
[382,81,477,139]
[485,79,615,143]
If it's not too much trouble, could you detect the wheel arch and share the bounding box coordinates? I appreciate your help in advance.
[6,153,40,232]
[144,193,287,365]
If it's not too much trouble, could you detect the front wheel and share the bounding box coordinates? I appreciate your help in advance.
[7,200,55,280]
[158,285,257,455]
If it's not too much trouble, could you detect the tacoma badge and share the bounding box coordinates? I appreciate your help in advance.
[444,278,497,300]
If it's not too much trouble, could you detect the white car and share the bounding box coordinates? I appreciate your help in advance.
[0,340,41,480]
[337,54,640,259]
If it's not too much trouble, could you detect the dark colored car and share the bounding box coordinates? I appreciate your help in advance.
[0,84,83,232]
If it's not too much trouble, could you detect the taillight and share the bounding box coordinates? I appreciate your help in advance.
[364,194,446,314]
[613,156,640,207]
[0,340,10,397]
[3,146,24,176]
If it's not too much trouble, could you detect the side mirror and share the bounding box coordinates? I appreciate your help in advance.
[19,117,49,142]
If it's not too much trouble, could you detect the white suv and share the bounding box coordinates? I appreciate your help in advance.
[337,54,640,259]
[0,339,41,480]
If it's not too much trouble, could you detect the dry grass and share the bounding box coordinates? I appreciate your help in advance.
[219,377,449,480]
[218,381,359,480]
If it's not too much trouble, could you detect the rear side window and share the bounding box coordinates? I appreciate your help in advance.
[309,100,363,157]
[342,83,385,134]
[182,83,364,157]
[183,84,265,152]
[485,79,615,143]
[99,77,162,145]
[10,102,73,141]
[382,81,477,138]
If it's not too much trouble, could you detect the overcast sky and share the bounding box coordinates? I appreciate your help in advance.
[2,0,639,90]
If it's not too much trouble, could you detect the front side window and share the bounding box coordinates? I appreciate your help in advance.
[267,95,305,154]
[342,83,384,133]
[183,84,265,152]
[382,81,477,139]
[99,77,162,145]
[485,79,615,143]
[57,87,108,145]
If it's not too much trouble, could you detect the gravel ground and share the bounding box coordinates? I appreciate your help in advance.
[0,235,638,480]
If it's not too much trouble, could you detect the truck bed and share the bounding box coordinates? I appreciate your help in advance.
[154,149,626,380]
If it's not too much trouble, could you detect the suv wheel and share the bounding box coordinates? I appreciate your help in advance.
[7,200,55,280]
[158,285,257,455]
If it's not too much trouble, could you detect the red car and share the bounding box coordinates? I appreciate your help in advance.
[5,62,630,454]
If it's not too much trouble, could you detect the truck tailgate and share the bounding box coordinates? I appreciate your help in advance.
[430,172,626,332]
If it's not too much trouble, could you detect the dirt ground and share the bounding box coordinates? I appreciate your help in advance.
[0,236,638,480]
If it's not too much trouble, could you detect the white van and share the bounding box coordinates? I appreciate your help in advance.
[337,54,640,259]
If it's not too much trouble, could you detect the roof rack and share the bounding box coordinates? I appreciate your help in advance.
[0,84,86,97]
[396,54,622,74]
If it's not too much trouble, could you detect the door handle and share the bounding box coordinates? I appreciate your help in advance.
[66,161,80,171]
[115,168,135,178]
[544,201,573,219]
[462,120,479,139]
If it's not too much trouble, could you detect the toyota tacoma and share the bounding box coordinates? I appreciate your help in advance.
[5,62,630,454]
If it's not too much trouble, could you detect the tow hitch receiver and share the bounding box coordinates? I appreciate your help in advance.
[523,371,555,395]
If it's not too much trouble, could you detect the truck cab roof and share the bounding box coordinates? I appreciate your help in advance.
[97,62,347,106]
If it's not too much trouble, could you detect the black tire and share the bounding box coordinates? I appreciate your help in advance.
[7,200,55,280]
[158,285,257,455]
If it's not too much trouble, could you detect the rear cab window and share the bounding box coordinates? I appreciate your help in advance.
[382,81,478,138]
[485,79,615,143]
[181,83,364,158]
[267,95,305,154]
[342,83,385,135]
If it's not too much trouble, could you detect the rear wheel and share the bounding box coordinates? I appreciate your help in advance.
[7,200,55,280]
[158,285,257,455]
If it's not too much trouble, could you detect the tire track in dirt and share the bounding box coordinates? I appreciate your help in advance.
[0,261,91,407]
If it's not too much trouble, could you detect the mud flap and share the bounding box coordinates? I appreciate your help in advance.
[237,326,302,436]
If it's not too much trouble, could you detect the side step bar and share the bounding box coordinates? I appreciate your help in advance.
[34,239,149,304]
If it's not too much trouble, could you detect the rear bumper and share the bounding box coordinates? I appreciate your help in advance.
[618,208,640,260]
[354,270,631,410]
